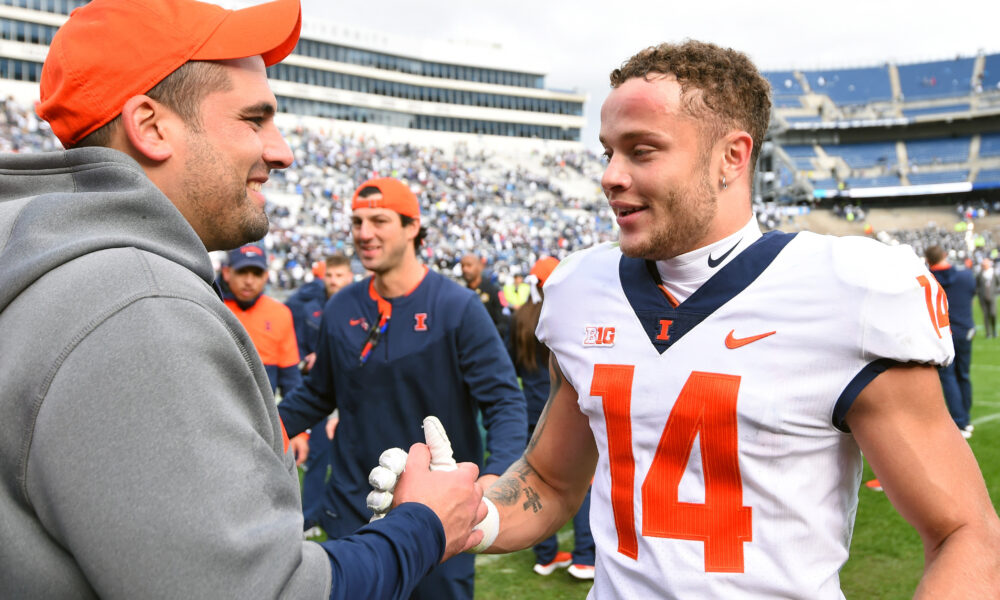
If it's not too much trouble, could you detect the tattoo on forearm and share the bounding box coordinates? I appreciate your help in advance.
[489,458,540,509]
[522,487,542,513]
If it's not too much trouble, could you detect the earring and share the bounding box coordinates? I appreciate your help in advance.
[721,176,727,190]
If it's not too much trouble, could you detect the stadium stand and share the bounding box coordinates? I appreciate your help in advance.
[824,141,898,169]
[801,65,893,105]
[976,168,1000,183]
[0,0,585,142]
[897,57,976,100]
[983,54,1000,90]
[908,170,970,185]
[758,50,1000,201]
[980,132,1000,158]
[780,144,817,170]
[901,103,970,118]
[3,3,1000,282]
[845,175,901,188]
[763,71,805,108]
[906,137,972,166]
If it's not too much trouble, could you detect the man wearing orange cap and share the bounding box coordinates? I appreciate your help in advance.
[278,177,527,600]
[0,1,487,598]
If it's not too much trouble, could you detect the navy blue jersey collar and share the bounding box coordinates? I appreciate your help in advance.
[620,231,797,353]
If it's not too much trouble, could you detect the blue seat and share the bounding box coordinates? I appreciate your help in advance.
[764,71,805,108]
[980,133,1000,158]
[802,66,892,105]
[901,104,969,118]
[898,58,975,100]
[982,53,1000,90]
[908,170,968,185]
[824,142,897,169]
[845,175,900,189]
[975,168,1000,183]
[809,177,839,190]
[906,137,970,165]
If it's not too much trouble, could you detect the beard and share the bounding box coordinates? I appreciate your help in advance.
[181,132,269,251]
[619,166,718,261]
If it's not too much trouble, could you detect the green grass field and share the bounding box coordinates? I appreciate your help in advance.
[471,305,1000,599]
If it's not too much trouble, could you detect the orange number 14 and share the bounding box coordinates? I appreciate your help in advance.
[592,365,752,573]
[917,274,949,338]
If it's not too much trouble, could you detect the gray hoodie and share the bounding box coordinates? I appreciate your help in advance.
[0,147,332,598]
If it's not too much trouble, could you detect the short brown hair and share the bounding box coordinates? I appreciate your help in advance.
[74,61,232,148]
[326,254,351,269]
[609,40,771,173]
[925,245,947,266]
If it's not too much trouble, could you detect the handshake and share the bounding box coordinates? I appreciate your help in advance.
[366,416,499,556]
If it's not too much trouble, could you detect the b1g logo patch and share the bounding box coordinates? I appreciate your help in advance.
[583,326,615,347]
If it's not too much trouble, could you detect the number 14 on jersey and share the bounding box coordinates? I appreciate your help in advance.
[591,364,752,573]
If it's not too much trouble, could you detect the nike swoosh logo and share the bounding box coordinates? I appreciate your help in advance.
[708,238,742,268]
[349,318,364,326]
[725,329,776,349]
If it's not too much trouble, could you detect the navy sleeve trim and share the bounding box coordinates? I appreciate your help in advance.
[621,230,796,354]
[833,358,901,432]
[320,503,444,600]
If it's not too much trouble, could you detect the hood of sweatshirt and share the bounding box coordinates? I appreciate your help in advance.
[0,147,214,313]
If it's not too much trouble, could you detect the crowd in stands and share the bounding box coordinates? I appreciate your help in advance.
[877,224,998,269]
[3,95,998,291]
[253,125,621,290]
[1,96,60,154]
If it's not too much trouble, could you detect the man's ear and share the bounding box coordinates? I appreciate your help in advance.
[720,130,753,184]
[405,217,421,241]
[119,95,175,162]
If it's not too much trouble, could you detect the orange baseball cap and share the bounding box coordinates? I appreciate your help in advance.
[530,257,560,288]
[351,177,421,219]
[36,0,302,148]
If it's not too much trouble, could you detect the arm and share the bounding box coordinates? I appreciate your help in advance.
[29,298,332,598]
[278,308,338,436]
[847,364,1000,598]
[288,432,309,466]
[276,364,303,398]
[324,443,487,599]
[285,296,312,360]
[481,354,598,553]
[31,297,480,600]
[456,297,527,478]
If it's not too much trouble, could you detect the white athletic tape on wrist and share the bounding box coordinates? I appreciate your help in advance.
[467,496,499,553]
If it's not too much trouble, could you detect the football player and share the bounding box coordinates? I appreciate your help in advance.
[469,41,1000,598]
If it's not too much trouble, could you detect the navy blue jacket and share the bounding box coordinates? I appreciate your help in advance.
[933,264,976,333]
[279,269,527,527]
[286,279,328,359]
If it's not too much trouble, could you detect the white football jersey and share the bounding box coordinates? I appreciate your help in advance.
[536,231,954,599]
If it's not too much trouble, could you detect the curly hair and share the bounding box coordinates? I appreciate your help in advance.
[609,40,771,172]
